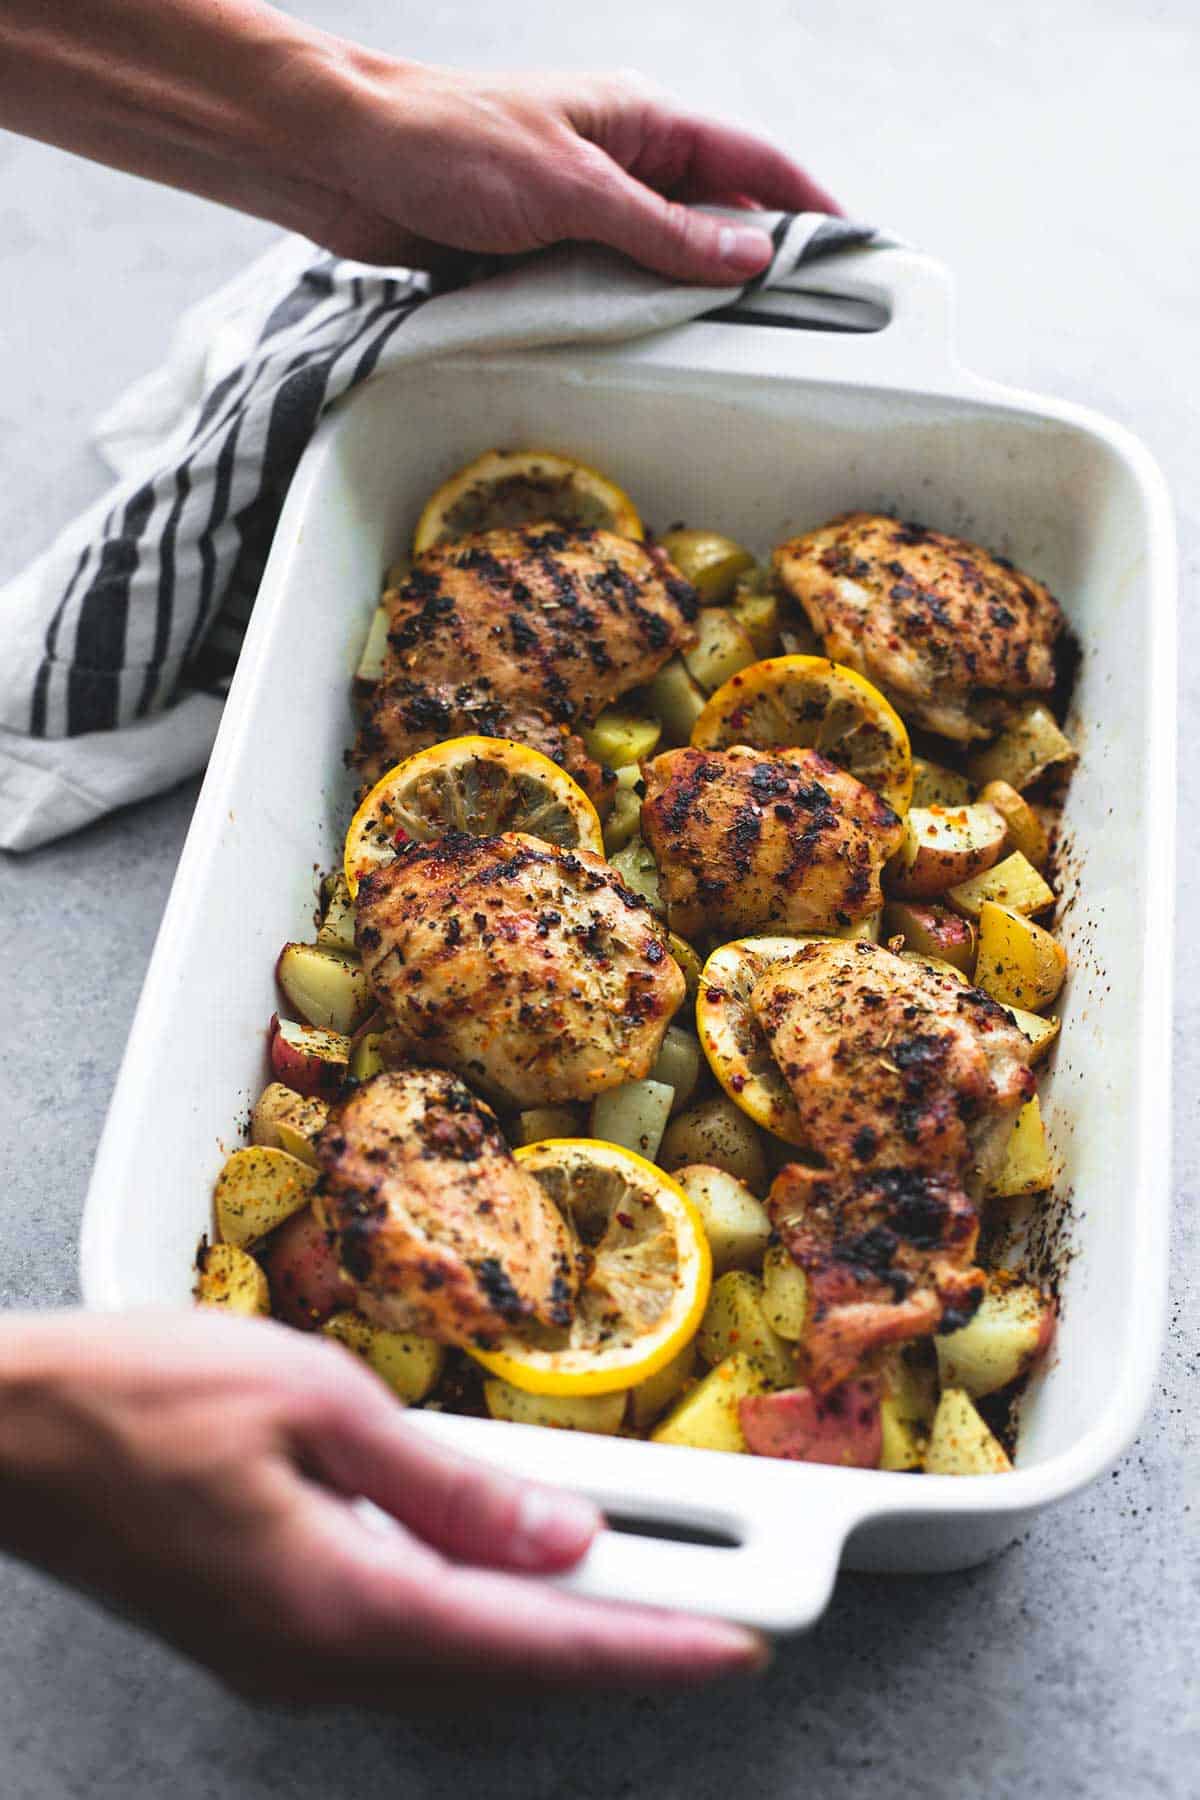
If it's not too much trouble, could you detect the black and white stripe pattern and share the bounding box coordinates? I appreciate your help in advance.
[0,212,882,849]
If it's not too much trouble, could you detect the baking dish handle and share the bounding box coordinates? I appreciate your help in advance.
[697,245,960,391]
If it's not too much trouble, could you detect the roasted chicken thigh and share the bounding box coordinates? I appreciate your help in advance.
[773,512,1063,743]
[354,524,699,784]
[356,832,685,1108]
[315,1067,578,1347]
[640,745,903,940]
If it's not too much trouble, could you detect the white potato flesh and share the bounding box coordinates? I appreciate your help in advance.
[975,902,1067,1010]
[214,1146,316,1249]
[659,1096,769,1193]
[316,876,358,955]
[649,1026,702,1114]
[984,1097,1054,1198]
[276,942,373,1034]
[946,851,1055,921]
[514,1105,583,1146]
[924,1389,1012,1475]
[697,1271,796,1387]
[935,1282,1055,1398]
[627,1339,699,1431]
[608,836,664,914]
[645,657,708,747]
[886,804,1007,901]
[323,1312,444,1403]
[760,1246,808,1340]
[673,1165,772,1273]
[194,1242,269,1314]
[682,609,758,694]
[251,1083,328,1169]
[652,1353,765,1452]
[483,1379,627,1434]
[589,1078,675,1162]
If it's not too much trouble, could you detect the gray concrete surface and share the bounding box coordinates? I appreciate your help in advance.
[1,2,1196,1794]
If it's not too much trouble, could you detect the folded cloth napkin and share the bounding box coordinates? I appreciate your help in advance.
[0,211,882,851]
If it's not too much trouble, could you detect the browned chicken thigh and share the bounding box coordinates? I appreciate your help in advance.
[314,1067,578,1348]
[768,1160,985,1391]
[750,940,1035,1191]
[356,832,685,1108]
[773,513,1063,743]
[751,940,1035,1387]
[640,745,903,940]
[354,524,699,784]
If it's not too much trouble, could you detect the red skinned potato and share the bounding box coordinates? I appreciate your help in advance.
[883,901,977,976]
[885,804,1007,901]
[739,1380,882,1468]
[276,941,373,1034]
[268,1015,350,1098]
[259,1203,354,1330]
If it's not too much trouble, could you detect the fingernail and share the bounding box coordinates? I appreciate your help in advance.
[718,225,773,274]
[511,1485,600,1568]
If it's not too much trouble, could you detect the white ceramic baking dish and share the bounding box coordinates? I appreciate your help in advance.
[79,247,1176,1632]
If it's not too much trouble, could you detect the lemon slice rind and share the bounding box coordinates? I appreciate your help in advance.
[413,449,643,554]
[696,937,818,1144]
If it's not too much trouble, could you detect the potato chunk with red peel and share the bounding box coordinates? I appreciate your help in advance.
[260,1204,354,1330]
[935,1280,1056,1397]
[739,1381,882,1468]
[883,901,977,975]
[268,1015,350,1098]
[885,804,1007,900]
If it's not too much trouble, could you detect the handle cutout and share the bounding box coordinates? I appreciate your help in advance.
[603,1511,742,1550]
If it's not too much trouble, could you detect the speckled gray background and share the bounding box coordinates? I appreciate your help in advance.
[1,3,1196,1795]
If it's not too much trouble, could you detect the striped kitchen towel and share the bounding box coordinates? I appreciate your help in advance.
[0,211,882,851]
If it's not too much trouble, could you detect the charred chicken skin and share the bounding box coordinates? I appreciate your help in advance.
[314,1067,579,1348]
[355,831,685,1108]
[752,940,1035,1386]
[751,940,1035,1193]
[767,1160,985,1391]
[354,524,699,786]
[772,512,1064,743]
[640,745,903,940]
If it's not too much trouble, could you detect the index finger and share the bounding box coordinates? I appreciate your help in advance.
[640,114,843,216]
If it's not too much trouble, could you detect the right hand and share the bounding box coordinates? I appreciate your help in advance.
[0,1310,764,1702]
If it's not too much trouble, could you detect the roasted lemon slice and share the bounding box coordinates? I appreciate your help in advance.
[470,1139,711,1397]
[696,937,818,1144]
[691,654,913,814]
[344,736,604,898]
[412,449,643,554]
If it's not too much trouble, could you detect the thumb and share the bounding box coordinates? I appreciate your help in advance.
[304,1388,601,1574]
[565,166,774,285]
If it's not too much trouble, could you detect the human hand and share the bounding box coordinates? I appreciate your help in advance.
[0,1310,764,1702]
[302,57,840,281]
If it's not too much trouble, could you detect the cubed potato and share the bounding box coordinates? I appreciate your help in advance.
[214,1145,316,1250]
[602,765,644,854]
[269,1015,350,1099]
[316,875,358,955]
[348,1025,387,1082]
[658,529,756,604]
[924,1389,1012,1475]
[608,836,664,914]
[323,1312,445,1404]
[660,1095,769,1192]
[885,804,1007,900]
[739,1381,881,1468]
[985,1097,1054,1198]
[250,1083,329,1169]
[698,1271,796,1387]
[760,1246,809,1340]
[645,657,708,747]
[627,1339,699,1432]
[582,706,662,769]
[837,910,884,943]
[967,704,1077,792]
[514,1105,583,1146]
[878,1400,924,1471]
[899,949,969,985]
[946,851,1055,921]
[1004,1004,1061,1062]
[352,603,391,701]
[935,1279,1056,1397]
[651,1353,764,1452]
[668,931,703,1002]
[975,902,1068,1010]
[877,1352,938,1471]
[976,779,1050,868]
[261,1204,352,1329]
[682,609,759,694]
[674,1165,772,1272]
[649,1026,702,1114]
[731,590,781,657]
[590,1078,675,1162]
[911,757,973,808]
[482,1378,626,1434]
[276,942,374,1035]
[884,901,977,975]
[194,1242,269,1315]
